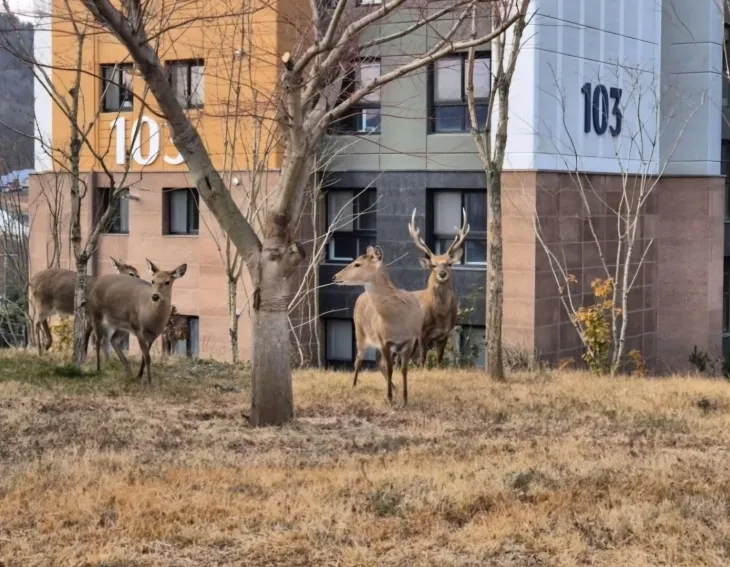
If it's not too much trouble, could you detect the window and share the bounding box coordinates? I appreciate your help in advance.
[167,59,205,109]
[174,316,200,358]
[164,188,199,235]
[722,24,730,106]
[326,189,376,262]
[430,53,490,133]
[333,59,381,134]
[431,190,487,265]
[97,188,129,234]
[101,64,134,112]
[325,318,377,369]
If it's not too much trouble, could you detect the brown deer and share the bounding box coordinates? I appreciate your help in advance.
[89,258,187,383]
[407,208,470,367]
[332,245,422,404]
[30,257,140,356]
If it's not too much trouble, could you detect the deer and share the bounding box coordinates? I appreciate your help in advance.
[332,245,423,405]
[406,207,470,367]
[30,256,141,356]
[88,258,187,383]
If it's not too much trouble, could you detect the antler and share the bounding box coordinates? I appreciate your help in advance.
[446,208,470,257]
[408,208,434,258]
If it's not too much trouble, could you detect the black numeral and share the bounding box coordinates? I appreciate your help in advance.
[582,82,622,137]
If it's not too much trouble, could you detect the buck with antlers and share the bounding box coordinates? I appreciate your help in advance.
[30,256,140,356]
[333,245,422,404]
[407,208,470,367]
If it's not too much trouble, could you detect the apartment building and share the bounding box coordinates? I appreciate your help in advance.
[28,0,726,370]
[29,1,299,360]
[320,0,725,371]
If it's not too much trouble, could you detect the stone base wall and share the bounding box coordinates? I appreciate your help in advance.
[502,171,723,372]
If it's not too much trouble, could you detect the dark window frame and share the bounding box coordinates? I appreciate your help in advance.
[101,63,134,113]
[325,188,377,263]
[163,188,199,236]
[166,58,205,110]
[331,58,381,135]
[324,318,377,370]
[96,187,129,235]
[429,189,487,267]
[428,51,491,133]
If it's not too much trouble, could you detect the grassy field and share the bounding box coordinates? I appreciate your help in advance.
[2,352,730,566]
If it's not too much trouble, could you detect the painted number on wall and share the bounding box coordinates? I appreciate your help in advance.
[111,116,185,166]
[580,83,622,137]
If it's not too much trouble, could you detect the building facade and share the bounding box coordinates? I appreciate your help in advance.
[29,0,726,370]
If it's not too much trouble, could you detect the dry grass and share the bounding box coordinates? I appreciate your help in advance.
[2,351,730,566]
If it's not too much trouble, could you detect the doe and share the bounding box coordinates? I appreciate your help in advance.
[89,259,187,383]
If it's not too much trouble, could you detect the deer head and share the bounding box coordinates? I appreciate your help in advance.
[146,258,188,304]
[110,256,141,278]
[408,208,470,285]
[332,245,384,287]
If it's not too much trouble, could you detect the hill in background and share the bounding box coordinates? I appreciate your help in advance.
[0,12,34,174]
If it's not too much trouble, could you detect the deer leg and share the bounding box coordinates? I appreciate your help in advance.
[35,319,44,355]
[137,337,152,384]
[94,324,104,373]
[108,329,132,377]
[379,345,394,403]
[376,348,397,395]
[419,337,428,367]
[399,340,417,406]
[352,348,366,387]
[435,336,449,367]
[41,319,52,352]
[83,322,94,360]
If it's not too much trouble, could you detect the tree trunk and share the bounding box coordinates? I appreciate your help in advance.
[486,167,504,380]
[251,272,294,425]
[228,275,240,364]
[249,233,304,426]
[72,256,89,365]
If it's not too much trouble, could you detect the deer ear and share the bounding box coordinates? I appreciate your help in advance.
[146,258,159,276]
[373,246,384,261]
[110,256,121,271]
[418,256,431,269]
[172,264,188,279]
[366,245,375,256]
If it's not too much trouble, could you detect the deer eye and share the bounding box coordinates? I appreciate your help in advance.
[165,281,170,286]
[354,263,360,268]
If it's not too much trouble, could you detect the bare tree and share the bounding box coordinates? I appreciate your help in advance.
[73,0,520,425]
[532,70,703,374]
[465,0,530,380]
[0,170,30,347]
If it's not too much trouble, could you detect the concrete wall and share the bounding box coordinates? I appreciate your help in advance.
[27,170,288,362]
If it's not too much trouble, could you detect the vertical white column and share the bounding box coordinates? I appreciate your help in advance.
[33,0,53,173]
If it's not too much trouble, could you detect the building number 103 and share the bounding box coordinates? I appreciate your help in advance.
[111,116,185,166]
[581,82,623,137]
